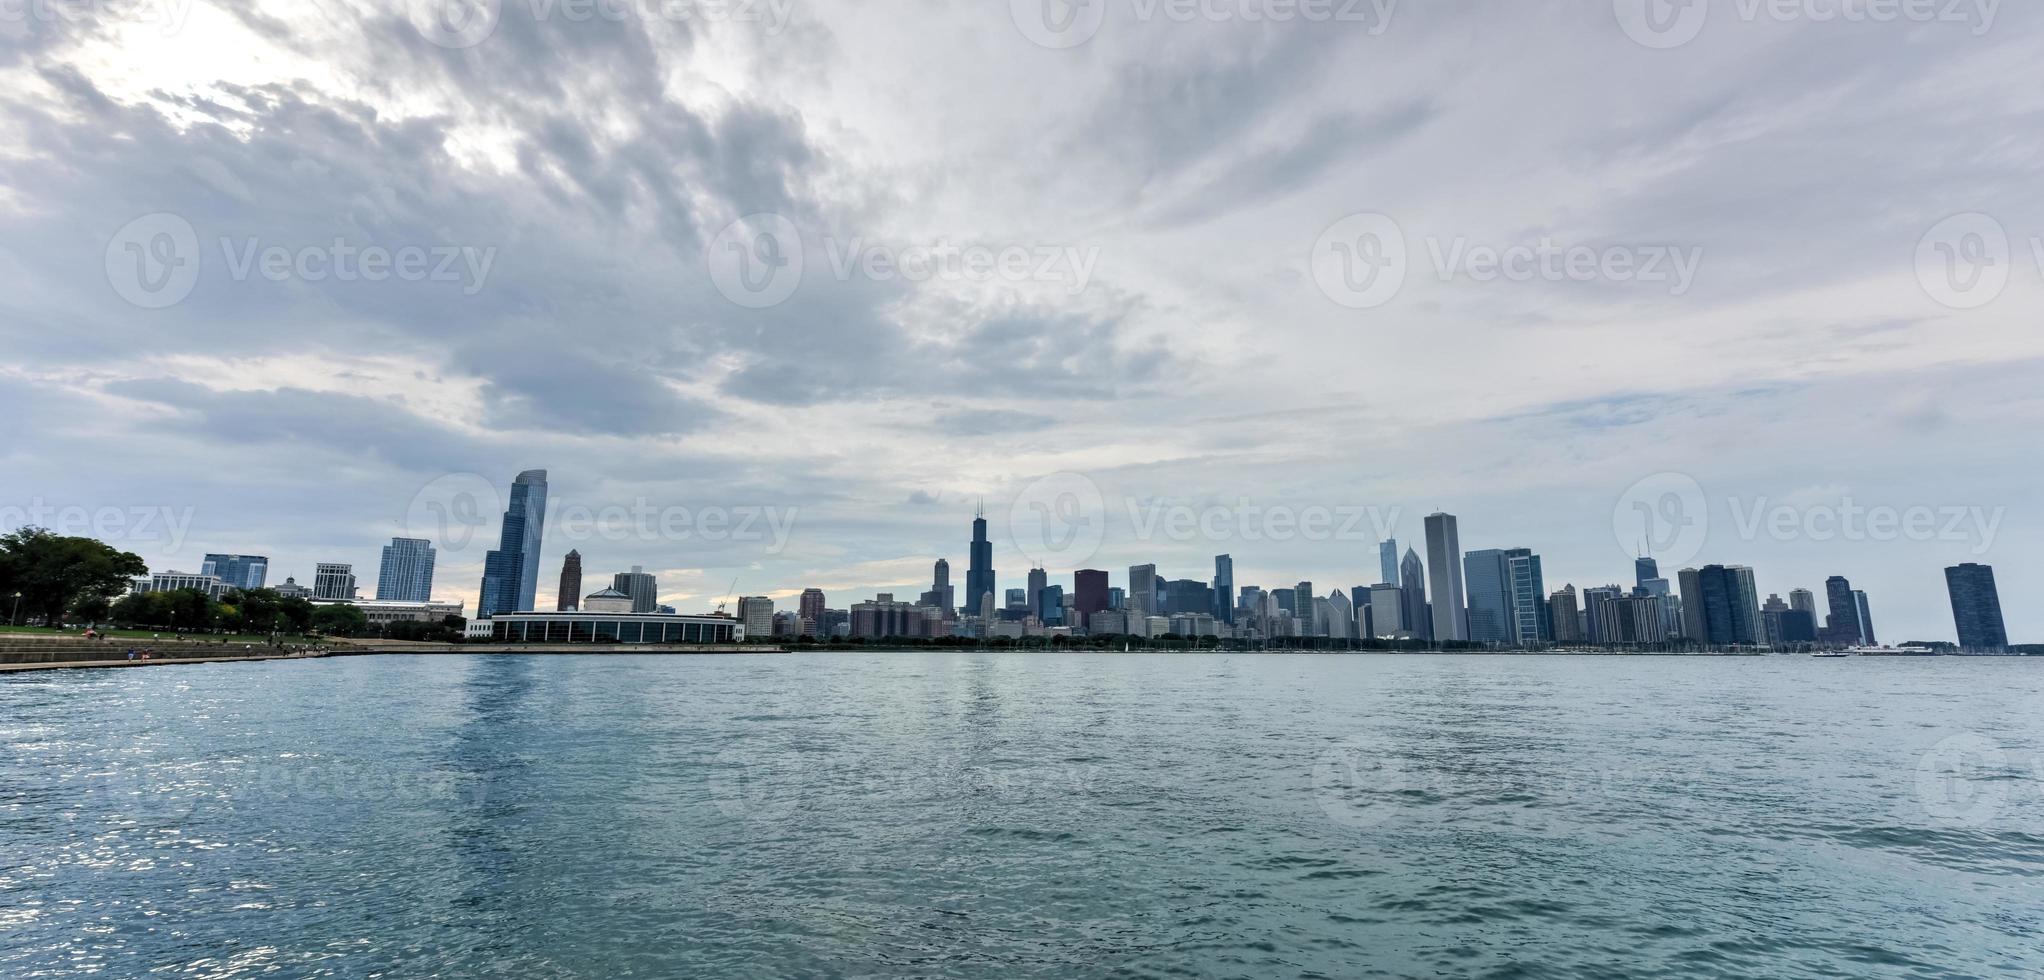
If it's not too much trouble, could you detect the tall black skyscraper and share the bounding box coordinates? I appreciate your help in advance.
[1946,563,2009,651]
[555,549,582,611]
[1824,575,1863,644]
[965,503,994,619]
[1027,566,1047,620]
[1213,554,1235,625]
[479,468,548,617]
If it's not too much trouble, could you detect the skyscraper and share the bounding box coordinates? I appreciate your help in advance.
[1026,567,1047,620]
[1294,582,1316,635]
[966,504,994,619]
[201,554,269,591]
[736,596,774,638]
[1462,549,1514,644]
[1946,564,2008,651]
[1789,588,1818,622]
[1424,512,1467,642]
[799,588,826,629]
[1074,569,1109,628]
[1368,584,1406,638]
[1212,555,1234,625]
[479,469,549,617]
[1681,565,1763,647]
[1634,555,1660,591]
[1127,564,1158,617]
[313,562,356,601]
[1853,590,1876,646]
[1379,539,1399,587]
[1824,576,1863,645]
[1399,548,1430,642]
[375,538,436,602]
[556,550,582,611]
[1037,584,1065,626]
[925,559,953,617]
[613,566,657,614]
[1507,549,1549,645]
[1549,586,1582,642]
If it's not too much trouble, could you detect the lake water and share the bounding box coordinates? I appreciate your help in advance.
[3,653,2040,978]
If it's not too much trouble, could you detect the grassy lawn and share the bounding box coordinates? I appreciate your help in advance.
[0,625,318,644]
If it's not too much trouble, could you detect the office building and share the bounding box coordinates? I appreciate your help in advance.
[1213,555,1235,625]
[1379,539,1399,586]
[1400,548,1430,642]
[966,504,995,618]
[1549,586,1582,642]
[1027,567,1048,620]
[1074,570,1110,628]
[129,570,227,601]
[1680,565,1763,647]
[1463,549,1513,644]
[1946,563,2009,651]
[1128,564,1158,617]
[375,538,436,603]
[200,554,268,591]
[1424,512,1468,641]
[1824,576,1864,645]
[736,596,774,638]
[1038,584,1065,626]
[313,562,357,601]
[1507,549,1549,644]
[479,469,549,617]
[613,566,657,614]
[1854,590,1876,646]
[799,588,827,626]
[1367,584,1406,638]
[556,550,583,611]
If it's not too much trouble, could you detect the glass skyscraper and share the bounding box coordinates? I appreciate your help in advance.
[200,554,268,591]
[479,469,548,617]
[1379,539,1399,587]
[375,537,436,602]
[1463,549,1514,645]
[1212,555,1234,625]
[1945,563,2008,650]
[1507,549,1549,645]
[1424,513,1467,641]
[966,505,994,619]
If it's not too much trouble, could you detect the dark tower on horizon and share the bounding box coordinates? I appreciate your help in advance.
[965,502,995,620]
[556,549,582,611]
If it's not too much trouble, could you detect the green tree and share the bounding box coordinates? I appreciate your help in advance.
[312,603,369,637]
[278,597,315,634]
[0,528,148,627]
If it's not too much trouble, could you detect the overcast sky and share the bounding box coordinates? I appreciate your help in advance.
[2,0,2039,642]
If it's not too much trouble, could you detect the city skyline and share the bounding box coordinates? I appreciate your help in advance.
[93,481,2025,648]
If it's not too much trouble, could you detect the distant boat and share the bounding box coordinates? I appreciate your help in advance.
[1814,645,1940,658]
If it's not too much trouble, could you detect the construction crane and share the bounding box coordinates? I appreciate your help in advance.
[714,574,740,616]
